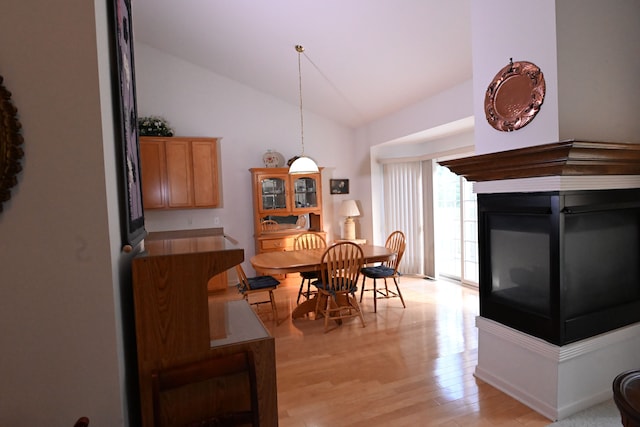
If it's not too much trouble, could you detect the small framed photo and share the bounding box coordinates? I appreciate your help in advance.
[330,179,349,195]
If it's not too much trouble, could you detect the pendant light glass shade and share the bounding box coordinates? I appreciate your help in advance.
[289,44,319,175]
[289,155,319,174]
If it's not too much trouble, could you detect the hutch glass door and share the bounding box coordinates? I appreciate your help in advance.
[260,177,287,211]
[293,176,318,210]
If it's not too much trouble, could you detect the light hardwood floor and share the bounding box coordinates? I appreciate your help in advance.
[212,274,551,427]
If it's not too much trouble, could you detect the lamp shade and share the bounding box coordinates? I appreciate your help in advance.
[289,156,319,174]
[339,200,360,217]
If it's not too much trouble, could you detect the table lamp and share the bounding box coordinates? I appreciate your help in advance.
[339,199,360,240]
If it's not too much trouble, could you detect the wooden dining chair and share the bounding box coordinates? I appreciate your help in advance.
[260,219,279,232]
[313,241,365,332]
[151,351,260,427]
[293,232,327,304]
[360,230,406,312]
[235,264,280,323]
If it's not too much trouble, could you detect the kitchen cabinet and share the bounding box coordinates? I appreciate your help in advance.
[250,167,324,261]
[140,136,220,210]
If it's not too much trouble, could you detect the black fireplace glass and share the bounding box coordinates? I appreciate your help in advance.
[489,214,551,316]
[564,208,640,318]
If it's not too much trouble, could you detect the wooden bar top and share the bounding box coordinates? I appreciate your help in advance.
[139,228,242,258]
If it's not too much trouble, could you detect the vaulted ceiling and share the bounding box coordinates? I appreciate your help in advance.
[131,0,472,129]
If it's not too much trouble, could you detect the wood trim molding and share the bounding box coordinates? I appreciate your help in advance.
[438,140,640,182]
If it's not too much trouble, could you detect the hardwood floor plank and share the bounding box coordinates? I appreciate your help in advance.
[211,275,550,426]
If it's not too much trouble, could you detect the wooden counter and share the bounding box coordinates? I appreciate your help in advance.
[143,228,231,292]
[132,232,278,426]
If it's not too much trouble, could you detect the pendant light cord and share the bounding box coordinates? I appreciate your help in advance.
[296,45,305,156]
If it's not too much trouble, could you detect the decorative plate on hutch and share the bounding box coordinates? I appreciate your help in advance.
[263,150,285,168]
[484,59,545,132]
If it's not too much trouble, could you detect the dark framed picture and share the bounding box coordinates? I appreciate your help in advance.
[111,0,146,249]
[330,179,349,195]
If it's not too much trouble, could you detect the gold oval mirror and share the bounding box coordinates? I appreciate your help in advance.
[0,75,24,212]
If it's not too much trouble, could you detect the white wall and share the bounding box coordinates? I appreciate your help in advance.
[0,1,129,425]
[556,0,640,142]
[471,0,640,155]
[471,0,560,154]
[355,80,475,244]
[134,44,361,271]
[134,46,477,269]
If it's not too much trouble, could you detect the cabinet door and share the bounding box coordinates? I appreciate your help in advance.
[258,174,288,212]
[139,140,167,209]
[191,140,219,207]
[291,174,321,212]
[165,140,194,208]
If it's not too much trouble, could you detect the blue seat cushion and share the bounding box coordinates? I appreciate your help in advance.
[237,275,280,293]
[361,265,397,278]
[311,279,358,294]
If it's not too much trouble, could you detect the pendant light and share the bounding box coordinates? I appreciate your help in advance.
[289,45,319,174]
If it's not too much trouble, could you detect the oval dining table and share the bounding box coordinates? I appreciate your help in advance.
[250,244,395,318]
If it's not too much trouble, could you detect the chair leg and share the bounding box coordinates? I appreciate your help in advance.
[359,275,366,302]
[383,278,390,296]
[269,289,279,323]
[373,278,377,313]
[323,295,332,332]
[296,278,305,304]
[357,300,366,328]
[314,291,323,319]
[393,277,406,308]
[347,295,365,328]
[306,280,313,300]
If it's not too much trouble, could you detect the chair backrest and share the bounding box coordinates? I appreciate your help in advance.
[384,230,406,272]
[151,351,259,427]
[260,219,279,232]
[236,264,251,291]
[320,242,364,292]
[294,232,327,250]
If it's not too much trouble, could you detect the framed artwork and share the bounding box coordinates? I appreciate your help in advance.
[112,0,146,249]
[330,179,349,195]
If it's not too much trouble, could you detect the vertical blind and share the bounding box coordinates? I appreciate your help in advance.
[382,162,424,275]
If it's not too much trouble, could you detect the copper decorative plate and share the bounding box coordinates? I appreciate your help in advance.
[484,59,545,132]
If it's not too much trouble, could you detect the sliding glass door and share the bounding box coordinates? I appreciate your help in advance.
[434,163,478,286]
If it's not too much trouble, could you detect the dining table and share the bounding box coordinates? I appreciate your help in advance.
[250,244,396,318]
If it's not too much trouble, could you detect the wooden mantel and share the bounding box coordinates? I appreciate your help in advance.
[438,140,640,182]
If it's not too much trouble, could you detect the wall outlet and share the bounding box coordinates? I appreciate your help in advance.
[213,217,221,226]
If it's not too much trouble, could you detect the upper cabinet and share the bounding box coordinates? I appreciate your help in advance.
[140,136,220,210]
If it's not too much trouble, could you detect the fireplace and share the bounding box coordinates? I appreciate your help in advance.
[440,141,640,345]
[478,188,640,345]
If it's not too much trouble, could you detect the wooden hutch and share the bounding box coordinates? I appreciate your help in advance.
[250,167,325,258]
